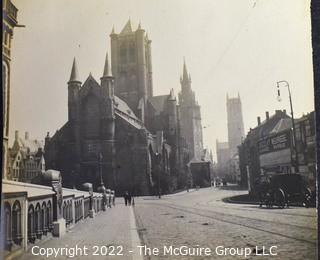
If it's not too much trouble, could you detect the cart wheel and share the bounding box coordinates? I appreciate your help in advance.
[304,188,312,208]
[274,188,285,209]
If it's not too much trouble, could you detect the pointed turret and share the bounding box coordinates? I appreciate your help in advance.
[103,52,112,77]
[69,57,81,83]
[68,58,81,122]
[101,50,114,99]
[138,21,142,30]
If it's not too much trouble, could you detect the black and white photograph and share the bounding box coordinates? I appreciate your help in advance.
[1,0,317,259]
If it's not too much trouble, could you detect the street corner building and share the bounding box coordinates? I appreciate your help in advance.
[44,20,206,195]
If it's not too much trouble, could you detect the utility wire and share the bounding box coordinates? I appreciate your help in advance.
[207,0,259,79]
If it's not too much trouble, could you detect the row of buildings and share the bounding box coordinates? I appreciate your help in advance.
[216,96,316,192]
[215,85,315,193]
[239,110,316,194]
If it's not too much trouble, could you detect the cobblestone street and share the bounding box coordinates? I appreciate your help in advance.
[134,187,317,260]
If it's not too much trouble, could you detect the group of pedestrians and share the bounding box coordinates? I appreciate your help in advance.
[124,191,134,206]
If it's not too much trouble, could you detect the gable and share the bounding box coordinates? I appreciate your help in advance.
[79,74,101,100]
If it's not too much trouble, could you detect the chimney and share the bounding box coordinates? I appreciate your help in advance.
[283,109,286,114]
[25,131,29,140]
[15,130,19,140]
[257,116,261,126]
[266,111,269,120]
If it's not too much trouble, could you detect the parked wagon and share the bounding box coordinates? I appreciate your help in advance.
[257,173,312,208]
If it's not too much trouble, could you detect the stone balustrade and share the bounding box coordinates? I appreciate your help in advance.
[1,172,112,258]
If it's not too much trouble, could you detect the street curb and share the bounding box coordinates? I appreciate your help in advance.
[222,196,316,208]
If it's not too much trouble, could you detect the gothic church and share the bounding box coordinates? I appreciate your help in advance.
[44,20,204,195]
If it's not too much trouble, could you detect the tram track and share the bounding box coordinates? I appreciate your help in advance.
[198,200,316,218]
[138,201,316,245]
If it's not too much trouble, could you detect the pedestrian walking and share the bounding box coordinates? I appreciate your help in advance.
[124,191,129,206]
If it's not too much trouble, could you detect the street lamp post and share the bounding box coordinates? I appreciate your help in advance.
[276,80,299,173]
[97,153,107,211]
[156,153,161,199]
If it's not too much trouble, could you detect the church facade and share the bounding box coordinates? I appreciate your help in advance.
[44,20,204,195]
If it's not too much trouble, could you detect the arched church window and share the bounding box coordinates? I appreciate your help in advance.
[82,94,100,138]
[129,42,135,62]
[12,200,22,245]
[120,43,127,63]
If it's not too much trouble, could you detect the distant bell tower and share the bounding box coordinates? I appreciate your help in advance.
[110,19,153,122]
[226,93,245,156]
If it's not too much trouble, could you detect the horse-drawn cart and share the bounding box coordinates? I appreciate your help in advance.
[257,173,312,208]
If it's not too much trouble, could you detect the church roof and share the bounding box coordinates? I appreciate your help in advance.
[114,96,139,120]
[114,96,144,129]
[149,95,169,114]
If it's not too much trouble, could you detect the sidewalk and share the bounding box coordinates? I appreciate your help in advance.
[17,203,143,260]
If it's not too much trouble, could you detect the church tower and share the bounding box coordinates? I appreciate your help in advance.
[178,59,203,160]
[110,19,153,123]
[226,93,245,156]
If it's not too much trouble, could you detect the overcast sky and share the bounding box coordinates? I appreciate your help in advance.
[10,0,314,160]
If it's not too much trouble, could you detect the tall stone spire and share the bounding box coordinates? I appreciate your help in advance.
[69,57,81,83]
[103,52,112,77]
[183,58,188,80]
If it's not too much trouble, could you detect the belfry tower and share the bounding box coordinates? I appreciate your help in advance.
[110,19,153,123]
[226,93,245,156]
